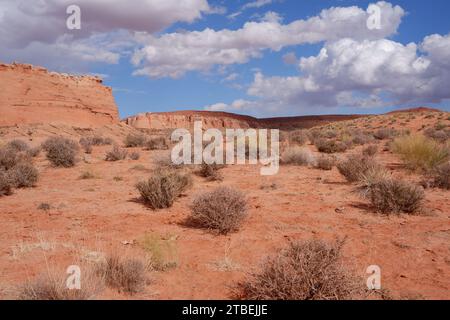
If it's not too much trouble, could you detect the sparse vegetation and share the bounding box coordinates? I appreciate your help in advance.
[238,239,360,300]
[429,162,450,190]
[124,133,146,148]
[7,162,39,188]
[79,170,96,180]
[392,134,449,171]
[366,178,425,214]
[315,155,335,170]
[189,187,247,234]
[337,154,380,183]
[129,151,141,160]
[7,139,29,152]
[373,128,396,140]
[281,147,315,166]
[37,203,51,211]
[290,130,308,146]
[315,139,348,154]
[145,136,169,150]
[105,146,128,161]
[140,233,178,271]
[97,254,146,295]
[43,137,79,167]
[197,162,224,181]
[0,170,13,196]
[26,146,41,158]
[136,169,192,209]
[363,145,378,157]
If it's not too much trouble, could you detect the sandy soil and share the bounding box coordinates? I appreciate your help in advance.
[0,111,449,300]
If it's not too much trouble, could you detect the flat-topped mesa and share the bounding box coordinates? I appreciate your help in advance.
[123,111,261,130]
[0,62,119,128]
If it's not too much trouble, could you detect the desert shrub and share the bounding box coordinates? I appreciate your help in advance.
[315,139,348,154]
[79,170,95,180]
[190,187,247,234]
[105,146,128,161]
[0,147,22,170]
[136,169,192,209]
[43,137,79,167]
[392,135,449,171]
[198,163,224,181]
[429,162,450,190]
[26,146,41,158]
[424,128,449,143]
[145,137,169,150]
[19,269,101,300]
[290,130,308,146]
[124,133,146,148]
[7,163,39,188]
[238,239,359,300]
[0,170,13,196]
[37,203,51,211]
[7,139,29,152]
[315,155,335,170]
[337,155,380,183]
[97,254,146,295]
[80,135,111,147]
[363,145,378,157]
[367,178,425,214]
[129,152,141,160]
[81,143,93,154]
[352,133,373,146]
[373,128,396,140]
[281,147,315,166]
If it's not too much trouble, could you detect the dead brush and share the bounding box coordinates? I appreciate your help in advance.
[289,130,308,146]
[426,162,450,190]
[145,136,169,150]
[124,133,146,148]
[366,178,425,215]
[0,170,13,196]
[363,145,378,157]
[136,169,193,209]
[237,239,361,300]
[281,147,315,166]
[19,267,102,300]
[105,145,128,161]
[42,137,79,168]
[337,154,381,183]
[96,253,147,295]
[314,155,335,170]
[189,187,247,234]
[7,162,39,188]
[197,162,224,181]
[7,139,29,152]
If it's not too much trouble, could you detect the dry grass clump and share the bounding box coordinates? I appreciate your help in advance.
[0,170,13,196]
[392,134,449,171]
[189,187,247,234]
[0,146,29,170]
[124,133,146,148]
[105,145,128,161]
[145,136,169,150]
[315,139,348,154]
[7,162,39,188]
[19,268,102,300]
[427,162,450,190]
[136,169,192,209]
[96,254,147,295]
[7,139,29,152]
[281,147,315,166]
[424,128,449,143]
[363,145,378,157]
[129,151,141,160]
[42,137,79,167]
[140,233,178,271]
[238,239,360,300]
[366,178,425,214]
[197,163,224,181]
[337,154,380,183]
[351,132,373,146]
[26,146,41,158]
[373,128,396,140]
[290,130,308,146]
[315,155,335,170]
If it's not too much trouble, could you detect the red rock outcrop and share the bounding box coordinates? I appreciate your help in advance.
[0,62,119,128]
[123,110,364,130]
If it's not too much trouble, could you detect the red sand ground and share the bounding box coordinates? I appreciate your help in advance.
[0,110,449,300]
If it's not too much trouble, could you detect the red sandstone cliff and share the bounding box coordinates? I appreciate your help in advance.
[123,111,363,130]
[0,62,119,128]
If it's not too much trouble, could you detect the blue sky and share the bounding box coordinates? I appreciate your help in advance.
[1,0,449,118]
